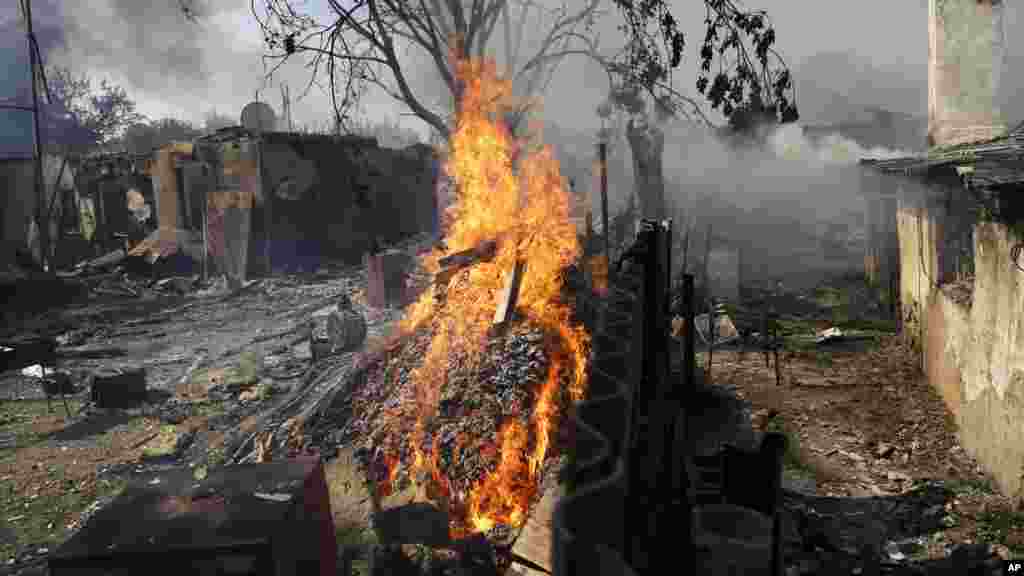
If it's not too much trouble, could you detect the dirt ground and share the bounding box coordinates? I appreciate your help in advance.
[0,263,396,571]
[708,275,1024,564]
[2,261,1022,573]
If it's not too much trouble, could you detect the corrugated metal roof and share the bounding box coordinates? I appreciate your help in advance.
[860,121,1024,181]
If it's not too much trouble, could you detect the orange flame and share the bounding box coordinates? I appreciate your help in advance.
[396,54,590,536]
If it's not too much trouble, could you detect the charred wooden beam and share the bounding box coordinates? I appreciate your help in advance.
[434,240,499,288]
[437,240,498,269]
[492,260,526,330]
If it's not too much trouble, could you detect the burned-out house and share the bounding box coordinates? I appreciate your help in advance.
[861,0,1024,503]
[75,152,156,254]
[128,127,440,287]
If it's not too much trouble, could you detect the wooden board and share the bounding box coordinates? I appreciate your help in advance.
[510,472,563,575]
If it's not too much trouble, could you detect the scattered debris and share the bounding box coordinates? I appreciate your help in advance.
[19,365,49,379]
[79,249,126,273]
[253,492,292,503]
[153,276,198,295]
[816,327,845,345]
[310,295,368,362]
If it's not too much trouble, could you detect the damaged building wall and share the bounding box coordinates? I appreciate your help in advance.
[896,197,940,356]
[894,163,1024,501]
[914,221,1024,502]
[255,134,437,271]
[190,132,438,277]
[865,0,1024,505]
[77,158,155,255]
[362,143,439,246]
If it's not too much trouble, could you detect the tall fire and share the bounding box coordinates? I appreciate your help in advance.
[384,54,590,537]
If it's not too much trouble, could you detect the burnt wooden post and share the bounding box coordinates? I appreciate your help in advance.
[681,222,691,277]
[737,243,745,300]
[665,217,673,363]
[707,297,715,379]
[773,314,782,387]
[683,274,696,394]
[625,220,676,572]
[702,224,712,299]
[680,272,697,573]
[598,141,611,283]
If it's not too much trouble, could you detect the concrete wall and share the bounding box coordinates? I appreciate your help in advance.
[899,203,1024,502]
[928,0,1007,147]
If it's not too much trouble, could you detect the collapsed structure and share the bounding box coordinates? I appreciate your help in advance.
[1,123,443,286]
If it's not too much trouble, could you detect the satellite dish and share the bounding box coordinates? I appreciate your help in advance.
[240,102,277,133]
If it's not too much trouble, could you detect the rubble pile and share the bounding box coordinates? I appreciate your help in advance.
[336,322,552,504]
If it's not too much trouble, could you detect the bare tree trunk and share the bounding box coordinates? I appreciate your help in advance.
[626,120,666,221]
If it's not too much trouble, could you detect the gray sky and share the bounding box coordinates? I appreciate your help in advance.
[3,0,1021,138]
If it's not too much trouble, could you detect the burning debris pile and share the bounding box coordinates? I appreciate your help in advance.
[324,54,590,540]
[339,323,552,509]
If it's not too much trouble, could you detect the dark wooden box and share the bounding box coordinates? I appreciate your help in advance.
[48,456,337,576]
[89,368,147,409]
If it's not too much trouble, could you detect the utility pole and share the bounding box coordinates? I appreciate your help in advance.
[24,0,48,271]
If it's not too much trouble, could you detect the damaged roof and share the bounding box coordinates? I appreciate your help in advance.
[860,121,1024,186]
[195,126,379,148]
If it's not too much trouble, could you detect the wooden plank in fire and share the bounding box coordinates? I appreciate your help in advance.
[434,239,499,288]
[492,260,527,331]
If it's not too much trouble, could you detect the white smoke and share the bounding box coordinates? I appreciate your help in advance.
[767,123,914,165]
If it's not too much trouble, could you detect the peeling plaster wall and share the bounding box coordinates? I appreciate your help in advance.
[951,224,1024,503]
[900,205,1024,501]
[897,198,941,358]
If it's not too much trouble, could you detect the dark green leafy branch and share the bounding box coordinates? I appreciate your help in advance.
[609,0,797,130]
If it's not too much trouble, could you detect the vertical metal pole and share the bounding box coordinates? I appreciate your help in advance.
[202,185,209,282]
[599,141,610,278]
[681,222,690,279]
[664,219,673,378]
[683,274,696,391]
[25,0,47,271]
[702,224,712,299]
